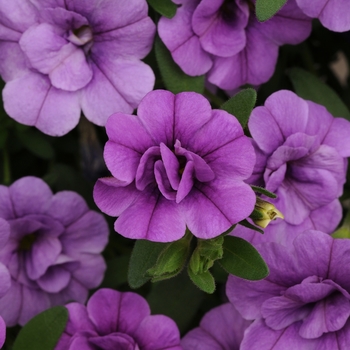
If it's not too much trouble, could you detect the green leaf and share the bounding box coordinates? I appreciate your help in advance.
[221,88,257,128]
[0,128,8,149]
[155,36,205,94]
[187,265,216,294]
[13,306,68,350]
[288,67,350,120]
[128,240,167,289]
[147,232,192,281]
[218,236,269,280]
[251,185,277,199]
[237,219,264,234]
[17,129,54,159]
[147,0,177,18]
[255,0,287,22]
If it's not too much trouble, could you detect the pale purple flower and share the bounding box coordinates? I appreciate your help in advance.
[295,0,350,32]
[181,303,251,349]
[93,90,256,242]
[158,0,311,90]
[0,0,156,136]
[0,219,11,348]
[0,177,109,326]
[227,231,350,349]
[55,288,182,350]
[235,90,350,245]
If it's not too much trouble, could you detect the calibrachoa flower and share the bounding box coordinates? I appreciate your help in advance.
[55,288,182,350]
[227,231,350,349]
[0,0,155,136]
[182,303,251,349]
[235,90,350,245]
[0,219,11,348]
[295,0,350,32]
[0,177,109,326]
[94,90,256,242]
[158,0,311,90]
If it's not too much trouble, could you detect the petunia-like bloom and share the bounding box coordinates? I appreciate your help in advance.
[158,0,311,90]
[55,288,182,350]
[182,303,251,349]
[233,89,350,246]
[227,231,350,349]
[0,219,11,348]
[295,0,350,32]
[93,90,256,242]
[0,0,155,136]
[0,177,109,326]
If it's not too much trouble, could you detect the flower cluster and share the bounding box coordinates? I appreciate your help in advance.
[158,0,311,90]
[0,0,155,136]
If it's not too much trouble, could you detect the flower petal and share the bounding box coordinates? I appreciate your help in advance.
[87,288,150,335]
[3,72,81,136]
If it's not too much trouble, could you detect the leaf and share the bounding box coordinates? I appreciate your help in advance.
[13,306,68,350]
[221,88,257,127]
[221,236,267,277]
[288,67,350,120]
[17,129,54,159]
[255,0,287,22]
[187,265,216,294]
[218,236,269,280]
[147,0,177,18]
[251,185,277,199]
[128,240,167,289]
[155,36,205,94]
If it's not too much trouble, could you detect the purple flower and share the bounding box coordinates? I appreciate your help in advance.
[93,90,256,242]
[227,231,350,349]
[236,90,350,245]
[55,288,182,350]
[0,177,109,326]
[181,303,251,349]
[0,219,11,348]
[158,0,311,90]
[0,0,155,136]
[295,0,350,32]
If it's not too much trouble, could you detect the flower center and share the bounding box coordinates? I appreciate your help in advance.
[68,25,94,53]
[18,232,37,251]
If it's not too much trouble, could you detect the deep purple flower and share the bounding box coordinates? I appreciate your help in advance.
[158,0,311,90]
[182,303,251,349]
[0,0,155,136]
[0,177,109,326]
[55,288,182,350]
[235,90,350,245]
[295,0,350,32]
[227,231,350,349]
[93,90,256,242]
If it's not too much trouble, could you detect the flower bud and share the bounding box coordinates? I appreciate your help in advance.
[251,198,284,228]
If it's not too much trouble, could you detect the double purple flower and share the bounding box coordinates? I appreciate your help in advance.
[55,288,181,349]
[94,90,256,242]
[0,0,155,136]
[0,177,109,326]
[158,0,311,90]
[227,231,350,349]
[235,90,350,245]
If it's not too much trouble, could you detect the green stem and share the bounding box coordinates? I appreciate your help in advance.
[204,88,226,108]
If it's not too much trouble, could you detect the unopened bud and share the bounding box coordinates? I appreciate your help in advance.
[251,198,284,228]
